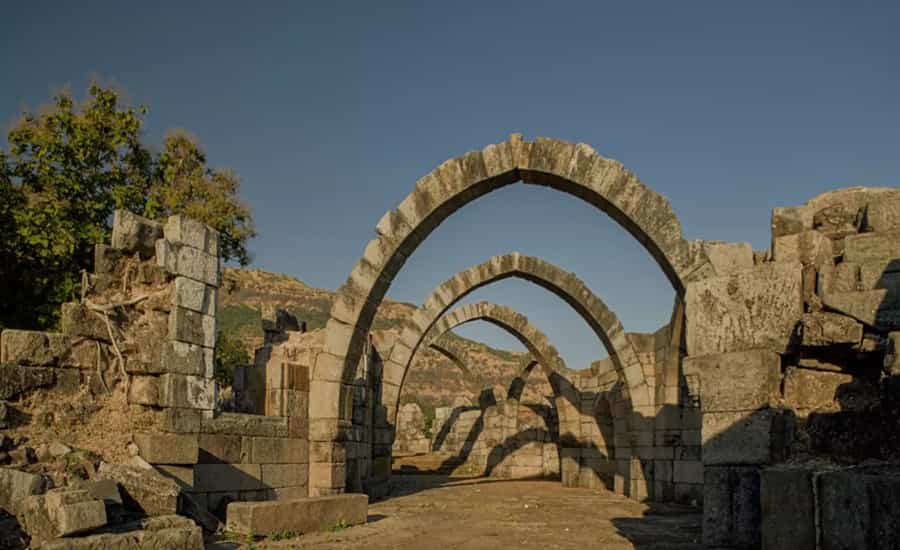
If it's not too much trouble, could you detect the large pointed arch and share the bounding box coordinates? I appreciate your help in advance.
[310,134,713,493]
[382,252,649,425]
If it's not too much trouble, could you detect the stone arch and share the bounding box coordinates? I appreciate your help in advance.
[311,135,714,492]
[413,301,580,435]
[316,135,710,407]
[383,252,649,425]
[427,334,475,380]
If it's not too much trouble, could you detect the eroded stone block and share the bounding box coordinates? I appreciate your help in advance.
[800,312,863,347]
[685,262,803,356]
[703,465,761,550]
[111,210,163,259]
[683,349,781,413]
[226,494,367,536]
[0,330,71,366]
[133,433,199,465]
[761,466,815,550]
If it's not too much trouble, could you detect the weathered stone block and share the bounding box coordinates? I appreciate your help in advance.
[60,303,111,341]
[0,363,55,400]
[702,409,786,465]
[683,349,781,412]
[783,368,853,410]
[128,375,159,406]
[174,277,216,316]
[673,460,704,484]
[96,463,180,516]
[164,215,219,256]
[800,312,863,346]
[162,407,208,434]
[226,494,366,536]
[773,230,832,265]
[703,241,754,276]
[864,195,900,232]
[193,463,263,492]
[819,466,900,550]
[761,466,815,550]
[703,465,761,550]
[198,434,244,463]
[160,341,213,377]
[685,262,803,356]
[859,259,900,290]
[41,515,203,550]
[823,289,900,331]
[133,433,199,465]
[168,307,216,348]
[260,464,308,488]
[111,209,163,258]
[844,228,900,263]
[251,437,308,464]
[157,241,219,286]
[0,467,50,515]
[0,330,70,366]
[201,412,288,437]
[45,489,107,538]
[159,373,215,410]
[817,262,860,294]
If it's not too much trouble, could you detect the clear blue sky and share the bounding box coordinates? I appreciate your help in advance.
[3,1,898,370]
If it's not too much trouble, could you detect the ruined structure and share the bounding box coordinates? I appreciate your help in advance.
[1,135,898,549]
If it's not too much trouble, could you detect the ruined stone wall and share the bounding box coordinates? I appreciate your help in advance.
[391,403,430,455]
[684,188,900,549]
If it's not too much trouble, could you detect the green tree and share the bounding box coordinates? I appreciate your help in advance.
[0,84,256,329]
[214,329,250,387]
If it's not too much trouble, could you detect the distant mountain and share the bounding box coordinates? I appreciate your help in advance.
[218,268,554,410]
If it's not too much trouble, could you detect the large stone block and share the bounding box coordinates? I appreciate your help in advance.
[800,312,863,346]
[702,241,754,276]
[159,373,215,410]
[133,433,199,465]
[194,463,263,492]
[226,494,367,536]
[685,262,803,356]
[843,228,900,263]
[703,465,761,550]
[683,349,781,413]
[864,195,900,232]
[168,307,216,348]
[819,466,900,550]
[96,463,180,516]
[702,409,788,465]
[41,515,203,550]
[128,376,159,406]
[783,368,854,410]
[761,466,815,550]
[156,241,219,286]
[198,434,244,463]
[60,303,111,341]
[164,215,219,256]
[173,277,217,316]
[859,258,900,291]
[160,341,214,378]
[250,437,308,464]
[773,230,832,265]
[0,467,50,515]
[0,330,70,366]
[201,412,288,437]
[111,210,163,258]
[45,489,107,538]
[823,289,900,331]
[0,363,55,400]
[260,464,308,488]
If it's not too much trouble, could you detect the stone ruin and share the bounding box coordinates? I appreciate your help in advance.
[0,134,897,549]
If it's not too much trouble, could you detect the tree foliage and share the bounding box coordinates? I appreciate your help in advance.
[0,85,256,329]
[214,329,250,388]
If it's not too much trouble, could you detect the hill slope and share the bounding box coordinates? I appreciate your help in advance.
[218,268,554,409]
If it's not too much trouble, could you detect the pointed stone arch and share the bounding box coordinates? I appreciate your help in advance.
[311,134,713,493]
[382,253,648,425]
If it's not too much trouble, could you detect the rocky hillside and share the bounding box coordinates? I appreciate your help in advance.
[218,268,554,409]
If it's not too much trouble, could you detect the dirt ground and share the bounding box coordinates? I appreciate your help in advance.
[234,474,702,550]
